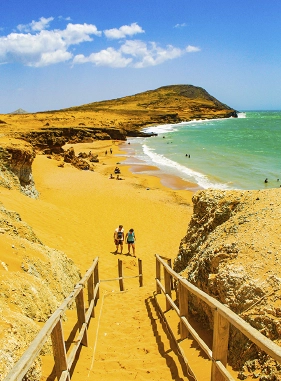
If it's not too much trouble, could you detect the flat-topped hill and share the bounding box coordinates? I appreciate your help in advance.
[0,84,237,135]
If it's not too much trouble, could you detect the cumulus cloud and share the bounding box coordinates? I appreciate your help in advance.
[0,17,200,68]
[186,45,201,52]
[104,22,144,39]
[73,48,132,67]
[73,40,200,68]
[0,20,102,67]
[17,17,54,32]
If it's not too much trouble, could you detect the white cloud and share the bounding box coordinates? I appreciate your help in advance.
[34,50,73,67]
[0,22,102,67]
[186,45,201,52]
[127,42,184,68]
[174,23,187,28]
[59,23,101,45]
[73,48,132,67]
[17,17,54,32]
[104,23,144,39]
[73,40,200,69]
[0,18,200,68]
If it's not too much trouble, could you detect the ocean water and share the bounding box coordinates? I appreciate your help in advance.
[120,111,281,190]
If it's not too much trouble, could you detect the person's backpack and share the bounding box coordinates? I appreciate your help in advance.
[117,230,123,239]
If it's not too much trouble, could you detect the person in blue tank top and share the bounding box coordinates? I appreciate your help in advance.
[125,228,136,256]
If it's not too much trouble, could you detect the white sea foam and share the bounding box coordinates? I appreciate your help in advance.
[143,124,179,134]
[237,112,246,118]
[142,144,230,190]
[142,117,236,135]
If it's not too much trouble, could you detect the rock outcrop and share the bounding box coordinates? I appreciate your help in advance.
[174,189,281,379]
[0,139,38,198]
[15,127,128,154]
[0,203,81,380]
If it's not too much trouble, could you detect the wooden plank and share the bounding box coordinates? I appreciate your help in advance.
[51,320,69,381]
[215,361,236,381]
[156,278,165,295]
[78,257,99,286]
[181,316,212,360]
[154,294,197,381]
[138,259,143,287]
[218,304,281,363]
[178,281,189,340]
[94,261,100,300]
[3,257,100,381]
[180,276,281,362]
[58,370,71,381]
[67,322,88,370]
[156,254,180,279]
[87,273,95,317]
[75,288,88,347]
[167,259,174,290]
[3,310,61,381]
[164,267,171,311]
[211,309,230,381]
[166,294,180,316]
[156,257,161,294]
[118,259,124,291]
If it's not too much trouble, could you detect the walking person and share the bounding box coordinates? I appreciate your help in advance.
[125,228,136,256]
[114,225,124,254]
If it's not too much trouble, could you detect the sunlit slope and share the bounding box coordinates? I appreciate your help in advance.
[0,84,236,133]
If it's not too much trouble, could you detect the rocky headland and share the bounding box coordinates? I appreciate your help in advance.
[0,84,237,146]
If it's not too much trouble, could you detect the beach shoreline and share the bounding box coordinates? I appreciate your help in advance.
[119,140,202,191]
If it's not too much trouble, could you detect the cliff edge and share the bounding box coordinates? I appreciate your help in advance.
[174,188,281,379]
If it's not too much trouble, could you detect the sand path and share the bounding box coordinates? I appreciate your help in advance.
[0,141,197,379]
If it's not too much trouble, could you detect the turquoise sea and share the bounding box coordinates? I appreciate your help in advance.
[120,111,281,190]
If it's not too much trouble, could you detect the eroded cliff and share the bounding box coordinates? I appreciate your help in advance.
[0,138,38,198]
[174,189,281,379]
[0,141,81,380]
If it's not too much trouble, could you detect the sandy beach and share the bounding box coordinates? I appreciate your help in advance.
[0,139,198,380]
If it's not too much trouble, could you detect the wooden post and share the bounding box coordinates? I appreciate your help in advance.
[211,309,230,381]
[164,267,171,311]
[178,281,189,340]
[138,259,143,287]
[167,259,174,290]
[118,259,124,291]
[51,319,70,381]
[75,288,88,346]
[94,262,100,301]
[87,273,95,317]
[156,257,161,294]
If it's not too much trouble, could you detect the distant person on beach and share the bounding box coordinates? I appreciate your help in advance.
[105,150,107,155]
[114,225,124,254]
[125,228,136,256]
[264,178,268,183]
[110,148,112,154]
[109,174,114,179]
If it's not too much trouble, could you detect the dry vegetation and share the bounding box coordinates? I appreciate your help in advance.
[0,85,237,135]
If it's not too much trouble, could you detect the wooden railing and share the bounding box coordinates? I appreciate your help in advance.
[3,257,100,381]
[155,254,281,381]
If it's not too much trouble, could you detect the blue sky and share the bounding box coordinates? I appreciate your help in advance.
[0,0,281,113]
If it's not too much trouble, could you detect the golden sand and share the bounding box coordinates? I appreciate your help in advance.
[0,140,201,379]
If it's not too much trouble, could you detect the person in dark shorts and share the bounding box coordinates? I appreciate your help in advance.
[125,228,136,256]
[114,225,124,254]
